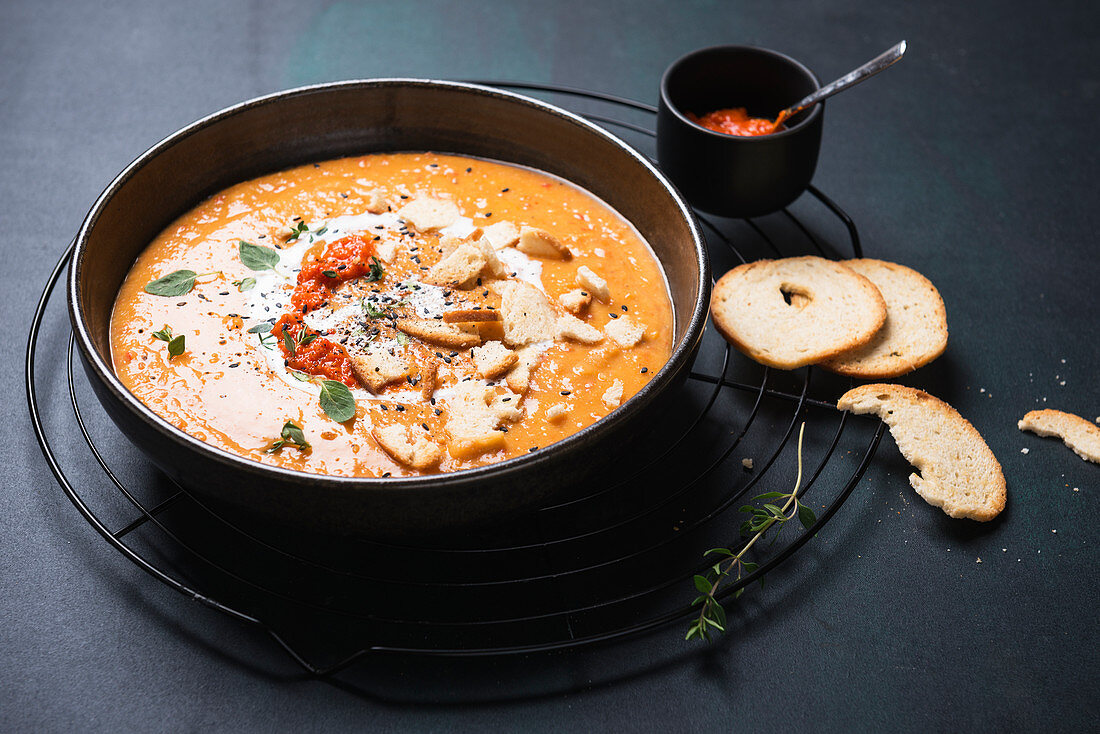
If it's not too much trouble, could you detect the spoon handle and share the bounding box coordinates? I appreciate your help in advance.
[786,40,907,118]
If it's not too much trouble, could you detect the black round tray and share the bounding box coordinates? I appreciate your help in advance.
[25,82,884,674]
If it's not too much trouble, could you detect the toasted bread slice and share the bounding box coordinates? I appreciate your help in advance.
[442,309,502,324]
[482,220,520,249]
[397,196,460,233]
[500,281,557,346]
[822,259,948,378]
[711,256,887,369]
[423,243,487,288]
[1018,409,1100,464]
[556,314,603,344]
[576,266,610,302]
[559,289,592,315]
[471,340,518,379]
[605,315,644,348]
[838,384,1006,521]
[396,318,480,348]
[348,348,409,393]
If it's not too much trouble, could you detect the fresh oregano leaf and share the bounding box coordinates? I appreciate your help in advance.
[234,277,257,292]
[247,322,273,334]
[145,270,197,297]
[318,380,355,423]
[167,334,185,357]
[693,575,712,594]
[282,329,295,356]
[797,501,817,530]
[239,240,280,271]
[365,256,385,282]
[151,327,173,342]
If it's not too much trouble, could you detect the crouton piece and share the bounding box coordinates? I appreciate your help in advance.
[501,282,557,346]
[443,382,522,459]
[438,227,483,258]
[423,243,488,288]
[442,309,503,324]
[556,314,604,344]
[365,188,389,214]
[374,237,399,264]
[602,379,624,409]
[414,359,438,400]
[482,220,521,249]
[397,196,461,233]
[471,341,518,379]
[505,345,543,394]
[348,348,409,393]
[605,315,645,348]
[517,226,572,260]
[545,404,569,422]
[559,289,592,315]
[396,318,481,348]
[576,266,610,301]
[471,234,507,278]
[372,423,443,470]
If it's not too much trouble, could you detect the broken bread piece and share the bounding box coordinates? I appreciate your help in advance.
[482,220,520,249]
[348,348,409,393]
[396,318,481,348]
[838,384,1006,521]
[505,344,543,394]
[517,226,572,259]
[364,188,390,214]
[372,423,443,470]
[423,242,488,288]
[556,314,603,344]
[397,196,460,232]
[500,281,557,346]
[443,382,523,459]
[602,379,624,409]
[576,266,610,302]
[711,256,887,369]
[471,340,518,379]
[559,289,592,315]
[605,315,644,348]
[1018,409,1100,464]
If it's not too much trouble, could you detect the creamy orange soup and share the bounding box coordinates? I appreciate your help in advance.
[110,153,673,476]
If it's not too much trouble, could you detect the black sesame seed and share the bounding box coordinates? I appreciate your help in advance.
[622,305,628,312]
[561,390,571,396]
[609,313,619,319]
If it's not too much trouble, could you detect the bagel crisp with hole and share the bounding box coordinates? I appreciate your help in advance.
[710,256,886,369]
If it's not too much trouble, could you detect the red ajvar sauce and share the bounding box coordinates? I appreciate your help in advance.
[688,107,779,136]
[275,234,379,386]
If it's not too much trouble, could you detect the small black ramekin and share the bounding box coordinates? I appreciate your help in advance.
[657,45,823,218]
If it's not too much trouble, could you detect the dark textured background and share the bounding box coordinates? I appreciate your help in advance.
[4,0,1098,730]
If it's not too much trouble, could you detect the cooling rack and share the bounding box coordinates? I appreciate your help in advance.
[25,82,885,675]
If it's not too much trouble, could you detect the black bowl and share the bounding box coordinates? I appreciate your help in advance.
[68,79,709,541]
[657,45,823,218]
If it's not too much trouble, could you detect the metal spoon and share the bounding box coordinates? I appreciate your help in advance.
[770,40,907,132]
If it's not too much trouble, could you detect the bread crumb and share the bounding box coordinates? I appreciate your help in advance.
[602,379,624,409]
[545,404,568,422]
[741,458,754,470]
[1021,447,1029,454]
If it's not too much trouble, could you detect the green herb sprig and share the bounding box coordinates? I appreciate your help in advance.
[286,220,310,241]
[233,277,257,292]
[144,269,220,297]
[365,256,385,282]
[686,423,815,642]
[265,420,310,453]
[151,326,186,358]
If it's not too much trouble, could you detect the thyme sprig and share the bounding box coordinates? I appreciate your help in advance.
[686,423,815,642]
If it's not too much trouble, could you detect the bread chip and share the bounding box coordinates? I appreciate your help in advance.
[545,404,569,422]
[482,220,520,249]
[471,340,518,379]
[443,382,522,459]
[602,379,624,409]
[398,196,460,232]
[711,256,887,370]
[423,243,487,288]
[1018,409,1100,464]
[576,266,610,302]
[348,348,409,393]
[372,423,443,470]
[396,318,480,348]
[838,384,1006,521]
[500,282,557,346]
[364,188,389,214]
[517,226,572,260]
[505,344,543,394]
[442,309,502,324]
[413,359,438,400]
[605,316,644,347]
[559,289,592,315]
[821,259,948,378]
[374,237,399,264]
[556,314,603,344]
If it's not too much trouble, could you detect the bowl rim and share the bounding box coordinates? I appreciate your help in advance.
[68,77,711,491]
[660,44,823,141]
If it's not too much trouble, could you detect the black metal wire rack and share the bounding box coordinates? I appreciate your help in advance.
[25,82,885,675]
